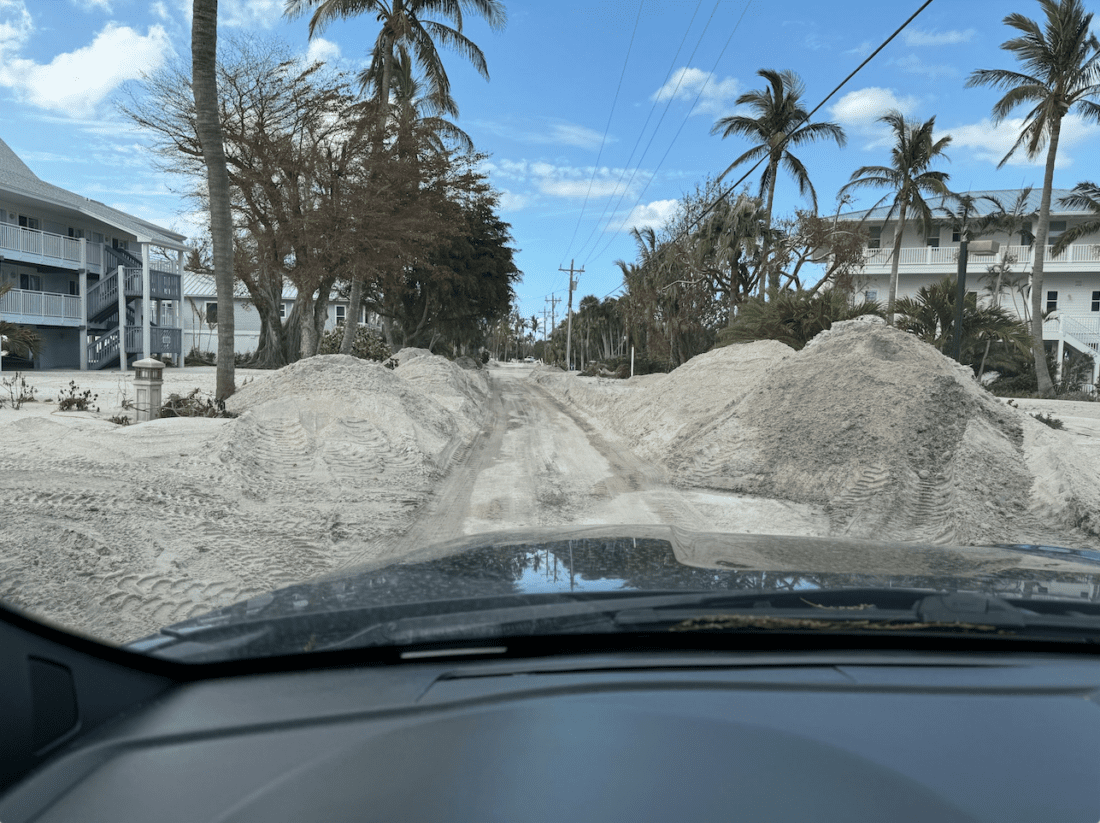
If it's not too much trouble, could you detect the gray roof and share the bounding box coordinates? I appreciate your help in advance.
[0,138,188,251]
[838,188,1084,223]
[183,272,345,303]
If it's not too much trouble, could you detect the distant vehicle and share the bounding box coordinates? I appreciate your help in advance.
[524,356,535,363]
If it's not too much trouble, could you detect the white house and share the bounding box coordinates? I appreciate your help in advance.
[839,188,1100,386]
[0,138,188,371]
[182,273,381,356]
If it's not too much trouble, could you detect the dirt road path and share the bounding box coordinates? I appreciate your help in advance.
[353,364,827,567]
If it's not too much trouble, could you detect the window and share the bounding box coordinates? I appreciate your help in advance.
[279,302,286,319]
[952,230,961,242]
[1048,220,1067,242]
[865,290,878,302]
[1021,222,1034,246]
[205,302,218,324]
[19,273,42,291]
[926,229,940,248]
[69,280,78,296]
[18,215,39,230]
[1092,291,1100,312]
[335,305,346,325]
[1046,290,1058,312]
[67,228,84,239]
[868,226,882,250]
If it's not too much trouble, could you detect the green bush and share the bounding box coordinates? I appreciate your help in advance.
[716,290,882,351]
[317,325,392,362]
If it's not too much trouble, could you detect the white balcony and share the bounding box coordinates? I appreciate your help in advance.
[0,224,103,272]
[862,243,1100,271]
[0,287,81,327]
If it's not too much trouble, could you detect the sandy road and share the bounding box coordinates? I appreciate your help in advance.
[354,364,828,567]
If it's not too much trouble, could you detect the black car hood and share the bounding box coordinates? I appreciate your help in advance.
[128,526,1100,653]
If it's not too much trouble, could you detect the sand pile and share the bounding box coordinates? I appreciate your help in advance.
[535,323,1100,547]
[0,352,489,643]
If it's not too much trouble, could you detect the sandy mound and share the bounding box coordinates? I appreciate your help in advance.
[0,352,489,643]
[536,323,1100,547]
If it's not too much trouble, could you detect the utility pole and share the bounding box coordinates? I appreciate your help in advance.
[545,294,560,356]
[541,308,550,343]
[559,260,583,371]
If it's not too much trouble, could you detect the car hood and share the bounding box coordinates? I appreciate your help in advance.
[129,526,1100,647]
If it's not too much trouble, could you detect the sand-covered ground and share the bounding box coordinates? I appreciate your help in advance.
[2,323,1099,645]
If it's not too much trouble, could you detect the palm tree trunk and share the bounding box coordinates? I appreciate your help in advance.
[341,38,394,355]
[192,0,235,401]
[763,154,780,298]
[1030,118,1060,397]
[887,201,908,326]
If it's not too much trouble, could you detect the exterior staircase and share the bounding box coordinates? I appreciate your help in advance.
[1045,314,1100,390]
[86,247,182,369]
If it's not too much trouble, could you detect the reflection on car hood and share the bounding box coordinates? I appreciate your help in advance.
[134,526,1100,641]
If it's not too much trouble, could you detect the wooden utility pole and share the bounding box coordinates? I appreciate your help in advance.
[541,308,550,343]
[559,260,583,370]
[545,294,560,353]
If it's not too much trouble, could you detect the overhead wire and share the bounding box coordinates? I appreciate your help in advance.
[565,0,709,264]
[559,0,646,265]
[584,0,752,267]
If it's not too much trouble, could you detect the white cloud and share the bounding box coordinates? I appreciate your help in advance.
[652,67,739,116]
[174,0,284,29]
[539,178,630,198]
[151,2,171,22]
[623,199,680,232]
[73,0,112,10]
[903,28,975,47]
[548,123,607,150]
[481,158,648,202]
[0,0,33,51]
[0,22,174,118]
[305,37,341,66]
[830,87,919,129]
[945,114,1100,168]
[894,54,957,80]
[498,190,529,212]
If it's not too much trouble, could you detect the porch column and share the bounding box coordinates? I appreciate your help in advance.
[177,248,185,367]
[117,264,127,373]
[79,238,88,370]
[142,243,151,360]
[1056,315,1065,382]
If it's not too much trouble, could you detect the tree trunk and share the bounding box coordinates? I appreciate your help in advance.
[192,0,235,401]
[297,292,317,359]
[1031,118,1060,397]
[339,276,364,353]
[762,153,780,298]
[886,200,909,326]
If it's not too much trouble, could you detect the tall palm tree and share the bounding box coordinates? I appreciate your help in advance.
[192,0,235,400]
[840,111,953,326]
[286,0,505,354]
[967,0,1100,396]
[1053,181,1100,250]
[711,69,846,297]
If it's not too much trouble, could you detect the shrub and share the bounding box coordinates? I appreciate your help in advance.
[108,414,131,426]
[1031,411,1065,430]
[159,389,237,419]
[317,325,392,362]
[2,372,37,410]
[57,381,99,412]
[716,290,882,351]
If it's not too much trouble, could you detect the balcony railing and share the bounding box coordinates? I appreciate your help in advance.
[863,242,1100,267]
[0,287,80,321]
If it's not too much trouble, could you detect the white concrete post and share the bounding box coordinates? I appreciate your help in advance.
[142,243,151,360]
[132,357,164,422]
[117,264,127,373]
[79,237,88,371]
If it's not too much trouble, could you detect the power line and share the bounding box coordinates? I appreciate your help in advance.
[560,0,645,263]
[597,0,938,298]
[565,0,708,264]
[584,0,752,266]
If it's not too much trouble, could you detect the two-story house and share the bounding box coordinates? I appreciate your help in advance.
[0,138,187,371]
[839,188,1100,387]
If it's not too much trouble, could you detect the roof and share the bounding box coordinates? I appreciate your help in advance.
[0,138,188,252]
[183,272,347,303]
[837,188,1085,223]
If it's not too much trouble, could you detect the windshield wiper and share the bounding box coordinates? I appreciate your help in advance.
[139,589,1100,661]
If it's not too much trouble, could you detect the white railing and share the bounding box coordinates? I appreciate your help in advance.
[0,287,80,320]
[863,242,1100,268]
[0,223,85,265]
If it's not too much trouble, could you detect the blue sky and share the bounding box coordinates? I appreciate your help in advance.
[2,0,1099,327]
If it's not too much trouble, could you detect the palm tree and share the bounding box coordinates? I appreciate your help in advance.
[840,111,953,326]
[192,0,235,400]
[967,0,1100,396]
[1053,181,1100,251]
[287,0,505,354]
[711,69,846,297]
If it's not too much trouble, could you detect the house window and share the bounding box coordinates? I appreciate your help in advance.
[335,305,346,325]
[205,302,218,324]
[69,280,78,296]
[1048,220,1067,243]
[19,273,42,291]
[868,226,882,250]
[1021,222,1034,246]
[18,215,39,230]
[952,229,961,242]
[279,302,286,319]
[1092,291,1100,312]
[865,290,878,302]
[67,227,84,239]
[1046,290,1058,312]
[926,229,940,248]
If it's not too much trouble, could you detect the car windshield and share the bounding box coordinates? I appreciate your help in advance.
[2,0,1100,661]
